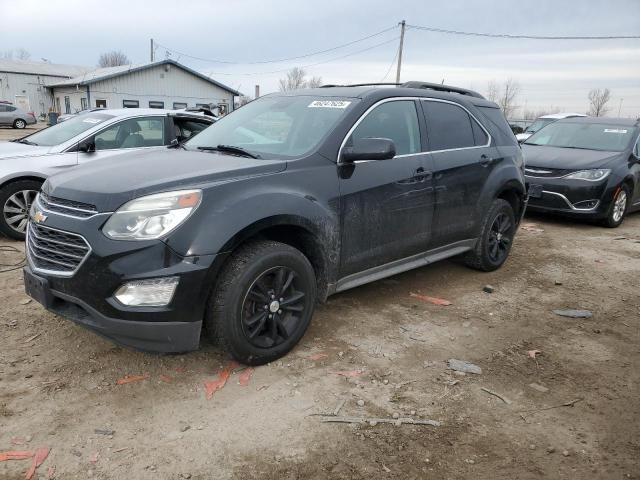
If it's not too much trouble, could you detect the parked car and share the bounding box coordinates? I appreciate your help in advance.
[516,112,586,143]
[0,103,37,129]
[0,108,214,239]
[23,81,526,365]
[523,117,640,227]
[57,107,107,123]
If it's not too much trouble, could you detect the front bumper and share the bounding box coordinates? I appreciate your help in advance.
[24,213,224,353]
[525,175,612,219]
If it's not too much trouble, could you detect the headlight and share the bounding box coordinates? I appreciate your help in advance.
[103,190,202,240]
[563,169,611,181]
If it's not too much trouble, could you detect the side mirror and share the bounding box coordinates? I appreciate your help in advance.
[78,138,95,153]
[341,137,396,162]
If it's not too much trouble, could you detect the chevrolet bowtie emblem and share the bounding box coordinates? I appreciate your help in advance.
[33,211,48,224]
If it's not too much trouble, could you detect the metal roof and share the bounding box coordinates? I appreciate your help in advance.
[45,59,240,96]
[0,59,91,78]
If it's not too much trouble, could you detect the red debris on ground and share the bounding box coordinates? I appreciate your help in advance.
[159,375,173,383]
[410,292,452,306]
[238,368,254,386]
[205,362,238,399]
[331,370,366,378]
[528,350,542,359]
[0,451,33,462]
[116,375,148,385]
[308,353,329,361]
[25,447,50,480]
[89,451,99,463]
[10,438,26,446]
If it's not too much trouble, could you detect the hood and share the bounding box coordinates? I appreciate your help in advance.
[44,148,287,211]
[522,144,625,170]
[0,141,52,160]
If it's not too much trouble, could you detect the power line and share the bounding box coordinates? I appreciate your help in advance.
[380,46,399,82]
[203,36,401,77]
[155,25,398,65]
[406,24,640,40]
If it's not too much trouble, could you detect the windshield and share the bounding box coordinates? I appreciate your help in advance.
[525,122,636,152]
[187,96,358,158]
[524,118,555,134]
[24,113,115,146]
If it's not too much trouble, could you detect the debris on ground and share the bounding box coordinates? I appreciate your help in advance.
[529,383,549,393]
[519,398,582,414]
[554,280,563,286]
[116,375,148,385]
[320,416,440,427]
[159,375,173,383]
[0,450,34,461]
[527,350,542,359]
[356,399,365,407]
[238,368,254,386]
[19,298,32,305]
[483,285,495,294]
[25,447,50,480]
[205,362,238,400]
[553,309,593,318]
[410,292,452,306]
[331,370,366,378]
[333,399,346,416]
[94,429,115,436]
[447,359,482,375]
[23,333,41,343]
[481,387,512,404]
[307,353,328,361]
[521,223,544,233]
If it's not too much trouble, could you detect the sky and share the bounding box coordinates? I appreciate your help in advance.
[1,0,639,118]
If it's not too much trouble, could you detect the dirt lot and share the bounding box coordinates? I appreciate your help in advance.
[0,123,47,142]
[1,122,639,479]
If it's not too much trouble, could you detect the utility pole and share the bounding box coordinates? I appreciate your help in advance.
[395,20,406,84]
[618,98,623,116]
[150,39,154,62]
[255,85,260,99]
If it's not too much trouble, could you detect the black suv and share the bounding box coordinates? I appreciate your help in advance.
[23,82,526,365]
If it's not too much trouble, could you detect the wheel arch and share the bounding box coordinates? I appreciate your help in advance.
[0,175,47,191]
[496,180,527,221]
[219,215,334,302]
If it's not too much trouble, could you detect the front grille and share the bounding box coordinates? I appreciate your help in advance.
[27,223,90,275]
[38,193,98,218]
[524,166,576,178]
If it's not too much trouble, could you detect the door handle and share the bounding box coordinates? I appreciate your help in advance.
[413,167,433,181]
[480,154,493,167]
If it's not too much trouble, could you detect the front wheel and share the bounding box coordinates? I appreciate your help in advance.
[13,119,26,129]
[601,184,630,228]
[205,240,317,366]
[465,198,516,272]
[0,180,42,240]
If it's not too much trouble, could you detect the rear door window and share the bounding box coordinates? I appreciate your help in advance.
[349,100,421,156]
[422,101,475,151]
[94,117,165,150]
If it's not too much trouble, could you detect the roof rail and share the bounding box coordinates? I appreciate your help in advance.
[319,82,400,88]
[401,81,485,99]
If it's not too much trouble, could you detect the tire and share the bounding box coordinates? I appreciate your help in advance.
[0,180,42,240]
[205,240,317,366]
[601,184,630,228]
[13,119,26,129]
[465,198,516,272]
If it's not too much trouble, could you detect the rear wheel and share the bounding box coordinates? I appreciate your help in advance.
[205,240,316,366]
[465,198,516,272]
[0,180,42,240]
[13,119,26,129]
[602,184,630,228]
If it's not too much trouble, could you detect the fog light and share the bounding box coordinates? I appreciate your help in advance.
[573,199,599,210]
[114,277,179,307]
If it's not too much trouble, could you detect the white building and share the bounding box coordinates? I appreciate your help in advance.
[46,60,239,116]
[0,59,90,117]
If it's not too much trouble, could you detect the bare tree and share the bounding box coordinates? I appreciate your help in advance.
[278,67,323,91]
[98,50,130,68]
[486,81,499,103]
[15,47,31,60]
[1,50,13,59]
[588,88,611,117]
[497,79,520,119]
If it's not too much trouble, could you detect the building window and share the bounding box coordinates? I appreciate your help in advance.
[122,100,139,108]
[64,96,71,114]
[95,99,107,108]
[148,101,164,109]
[173,102,187,110]
[81,97,88,110]
[195,103,209,109]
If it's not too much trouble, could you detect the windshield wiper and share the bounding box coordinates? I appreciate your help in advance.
[197,144,261,159]
[12,138,38,146]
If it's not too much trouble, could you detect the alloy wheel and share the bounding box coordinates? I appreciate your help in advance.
[487,212,513,264]
[241,266,307,349]
[3,189,38,234]
[612,190,627,223]
[15,120,26,129]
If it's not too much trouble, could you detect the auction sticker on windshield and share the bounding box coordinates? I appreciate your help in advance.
[603,129,627,134]
[308,100,351,109]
